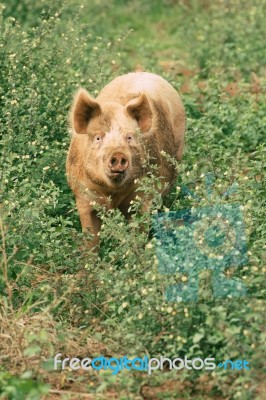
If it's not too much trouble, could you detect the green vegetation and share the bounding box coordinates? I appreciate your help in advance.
[0,0,265,398]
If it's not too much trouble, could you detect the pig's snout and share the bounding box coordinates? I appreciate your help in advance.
[109,153,129,172]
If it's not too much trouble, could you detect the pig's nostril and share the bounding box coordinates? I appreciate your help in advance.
[111,157,117,166]
[121,158,127,165]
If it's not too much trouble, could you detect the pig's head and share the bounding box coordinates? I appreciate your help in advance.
[70,88,153,190]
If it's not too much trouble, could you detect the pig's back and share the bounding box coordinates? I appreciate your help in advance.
[97,72,184,115]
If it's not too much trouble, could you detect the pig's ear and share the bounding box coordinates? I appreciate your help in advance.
[71,89,101,134]
[126,94,152,133]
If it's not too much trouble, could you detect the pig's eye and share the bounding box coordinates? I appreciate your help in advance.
[95,135,102,143]
[127,135,133,142]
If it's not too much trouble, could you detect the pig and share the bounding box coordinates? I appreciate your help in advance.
[66,72,185,248]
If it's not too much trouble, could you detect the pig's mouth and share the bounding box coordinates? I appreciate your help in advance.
[108,170,126,183]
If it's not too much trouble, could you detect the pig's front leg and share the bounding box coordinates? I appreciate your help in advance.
[76,197,101,250]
